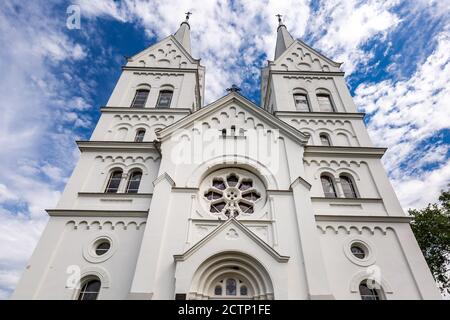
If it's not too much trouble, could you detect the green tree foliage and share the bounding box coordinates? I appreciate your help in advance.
[409,187,450,294]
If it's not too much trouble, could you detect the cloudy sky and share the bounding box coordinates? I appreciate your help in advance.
[0,0,449,299]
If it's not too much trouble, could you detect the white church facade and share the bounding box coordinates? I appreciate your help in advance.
[12,16,441,300]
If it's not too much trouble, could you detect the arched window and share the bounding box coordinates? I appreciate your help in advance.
[340,174,358,198]
[359,280,383,300]
[226,279,237,295]
[230,125,236,136]
[78,277,101,300]
[126,170,142,193]
[240,285,248,295]
[156,90,173,108]
[319,133,332,146]
[214,285,223,296]
[316,93,335,112]
[321,174,337,198]
[134,129,146,142]
[131,89,149,108]
[293,93,310,111]
[211,277,251,299]
[105,169,122,193]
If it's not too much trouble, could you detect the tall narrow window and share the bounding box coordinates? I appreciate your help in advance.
[317,94,334,112]
[131,89,149,108]
[134,129,146,142]
[319,133,331,146]
[156,90,173,108]
[214,285,223,296]
[105,170,122,193]
[321,175,337,198]
[78,278,101,300]
[359,281,382,300]
[226,279,237,296]
[126,170,142,193]
[293,93,310,111]
[340,175,358,198]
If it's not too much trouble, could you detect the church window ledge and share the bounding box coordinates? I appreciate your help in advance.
[311,197,382,202]
[100,107,192,115]
[78,192,153,198]
[303,146,386,157]
[46,209,149,218]
[220,134,246,140]
[76,140,159,152]
[274,111,365,119]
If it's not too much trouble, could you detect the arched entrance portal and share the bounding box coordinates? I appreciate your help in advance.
[188,252,274,300]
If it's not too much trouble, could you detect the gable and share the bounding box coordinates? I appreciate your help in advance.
[174,218,289,263]
[272,40,342,72]
[126,36,199,69]
[157,93,309,145]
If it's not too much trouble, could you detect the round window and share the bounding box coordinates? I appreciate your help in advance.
[350,243,367,259]
[95,240,111,256]
[200,168,266,218]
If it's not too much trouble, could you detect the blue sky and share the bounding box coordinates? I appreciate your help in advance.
[0,0,449,299]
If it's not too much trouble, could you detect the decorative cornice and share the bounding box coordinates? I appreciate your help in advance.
[122,66,199,73]
[126,34,200,65]
[278,71,345,77]
[275,111,365,119]
[304,146,386,158]
[315,214,411,223]
[46,209,149,218]
[100,107,192,115]
[76,141,159,152]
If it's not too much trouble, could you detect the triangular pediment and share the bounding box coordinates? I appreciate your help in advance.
[174,218,289,263]
[126,35,200,69]
[272,39,342,72]
[157,92,309,145]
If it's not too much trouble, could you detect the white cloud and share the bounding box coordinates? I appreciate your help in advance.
[76,0,311,102]
[0,208,47,299]
[0,184,18,202]
[355,30,450,210]
[0,1,89,298]
[306,0,401,74]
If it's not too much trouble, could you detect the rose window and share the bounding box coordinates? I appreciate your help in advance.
[202,170,264,218]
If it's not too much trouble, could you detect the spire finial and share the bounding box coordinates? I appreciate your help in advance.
[185,11,192,21]
[276,14,283,25]
[226,84,241,93]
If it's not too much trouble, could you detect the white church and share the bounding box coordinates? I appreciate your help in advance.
[12,15,441,300]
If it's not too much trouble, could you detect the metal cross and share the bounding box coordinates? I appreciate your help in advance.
[276,14,282,23]
[185,11,192,20]
[226,84,241,93]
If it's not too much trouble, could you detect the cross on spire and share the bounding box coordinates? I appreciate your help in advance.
[276,14,283,24]
[185,11,192,20]
[226,84,241,93]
